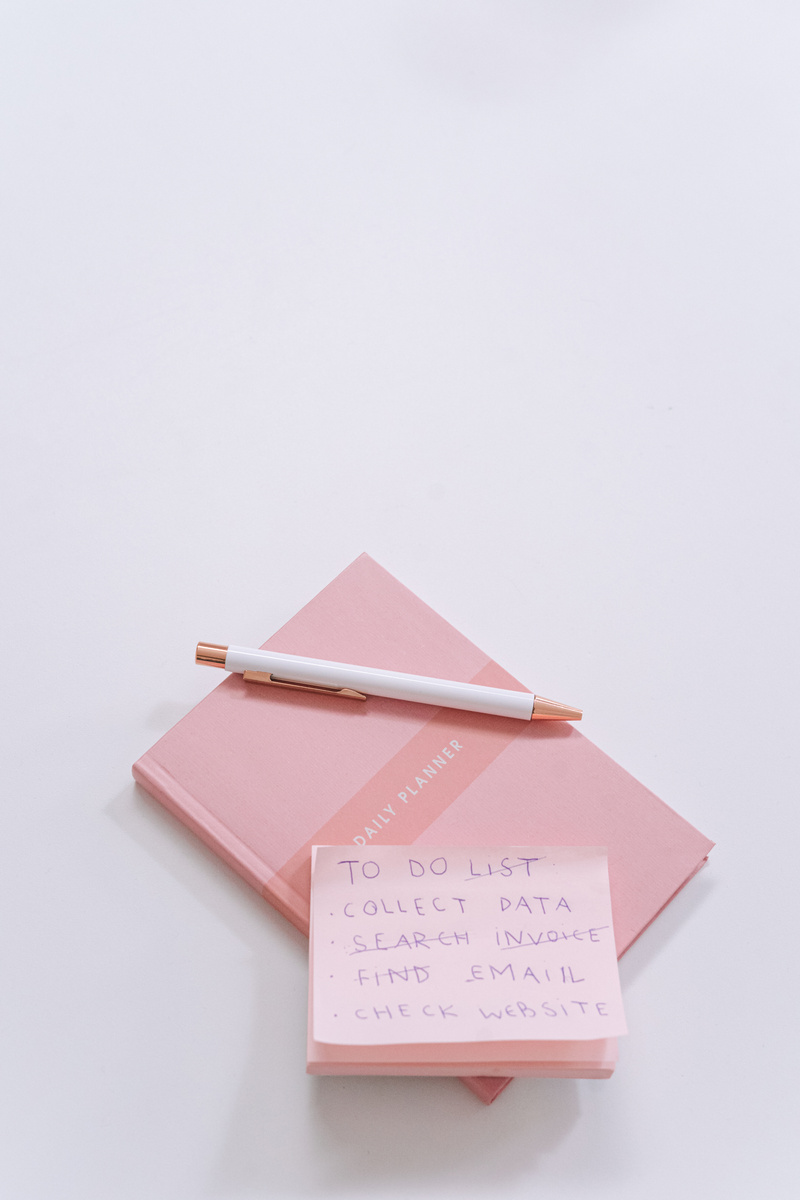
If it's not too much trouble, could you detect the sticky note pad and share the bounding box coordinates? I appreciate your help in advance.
[308,845,626,1075]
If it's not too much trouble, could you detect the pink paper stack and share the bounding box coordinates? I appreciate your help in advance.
[132,554,713,1103]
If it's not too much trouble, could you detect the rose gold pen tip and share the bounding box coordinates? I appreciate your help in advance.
[531,696,582,721]
[196,642,228,667]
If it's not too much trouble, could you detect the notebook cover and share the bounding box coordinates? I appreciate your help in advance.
[132,553,713,1102]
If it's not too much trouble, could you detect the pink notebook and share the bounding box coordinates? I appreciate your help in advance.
[132,554,713,1104]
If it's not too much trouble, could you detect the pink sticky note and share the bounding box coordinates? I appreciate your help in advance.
[311,846,627,1047]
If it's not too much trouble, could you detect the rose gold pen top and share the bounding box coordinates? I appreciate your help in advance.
[531,696,583,721]
[196,642,227,667]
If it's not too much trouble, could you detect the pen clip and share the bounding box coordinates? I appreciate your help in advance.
[242,670,367,701]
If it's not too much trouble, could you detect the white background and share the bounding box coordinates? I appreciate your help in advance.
[1,3,798,1197]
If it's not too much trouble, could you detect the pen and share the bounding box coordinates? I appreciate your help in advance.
[196,643,582,721]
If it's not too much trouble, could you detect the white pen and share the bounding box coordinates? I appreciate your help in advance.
[196,642,582,721]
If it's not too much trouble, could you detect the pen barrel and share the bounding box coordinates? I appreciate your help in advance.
[225,646,534,720]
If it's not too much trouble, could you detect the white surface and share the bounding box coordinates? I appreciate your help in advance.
[1,3,798,1197]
